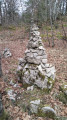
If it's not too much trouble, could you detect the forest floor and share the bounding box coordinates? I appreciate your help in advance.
[0,21,67,120]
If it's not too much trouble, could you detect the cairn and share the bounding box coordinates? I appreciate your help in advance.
[17,24,56,90]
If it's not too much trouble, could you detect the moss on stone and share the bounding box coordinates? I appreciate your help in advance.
[38,72,45,80]
[17,70,23,81]
[59,83,67,92]
[37,105,56,119]
[47,77,55,90]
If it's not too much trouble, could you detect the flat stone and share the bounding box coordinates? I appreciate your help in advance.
[34,79,47,89]
[44,64,50,68]
[42,59,47,64]
[27,85,34,91]
[33,53,38,57]
[46,66,55,73]
[39,46,45,50]
[33,31,40,36]
[25,49,30,54]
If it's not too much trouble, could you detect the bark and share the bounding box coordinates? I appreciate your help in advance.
[49,0,55,47]
[0,54,2,77]
[0,2,2,25]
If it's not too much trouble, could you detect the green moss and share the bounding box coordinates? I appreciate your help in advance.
[0,26,3,31]
[17,70,24,81]
[56,32,63,39]
[38,72,45,80]
[6,26,16,30]
[37,105,56,119]
[47,77,55,90]
[23,83,31,89]
[0,111,9,120]
[63,24,67,27]
[59,83,67,92]
[55,116,67,120]
[57,92,67,105]
[38,41,42,46]
[42,88,50,93]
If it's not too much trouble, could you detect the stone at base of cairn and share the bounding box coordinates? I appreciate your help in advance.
[17,24,56,90]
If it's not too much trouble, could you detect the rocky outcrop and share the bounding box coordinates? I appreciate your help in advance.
[17,24,56,90]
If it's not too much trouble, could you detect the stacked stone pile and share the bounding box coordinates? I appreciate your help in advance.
[17,24,56,90]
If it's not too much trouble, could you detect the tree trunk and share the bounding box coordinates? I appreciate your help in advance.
[0,2,2,25]
[0,54,2,77]
[49,0,55,47]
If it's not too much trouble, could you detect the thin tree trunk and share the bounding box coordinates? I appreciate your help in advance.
[46,0,50,46]
[61,20,67,40]
[49,1,55,47]
[0,54,2,77]
[46,22,50,46]
[0,2,2,25]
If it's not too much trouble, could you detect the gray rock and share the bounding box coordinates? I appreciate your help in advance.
[34,79,47,89]
[42,59,47,64]
[3,48,12,58]
[7,89,16,101]
[17,65,22,72]
[18,58,26,65]
[41,106,56,118]
[27,85,34,91]
[46,66,55,73]
[30,99,40,114]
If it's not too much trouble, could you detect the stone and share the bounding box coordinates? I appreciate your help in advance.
[27,85,34,91]
[39,46,45,50]
[46,66,55,73]
[34,79,47,89]
[41,106,56,118]
[18,58,26,65]
[7,89,16,101]
[3,48,12,58]
[44,64,50,68]
[33,31,40,36]
[30,99,41,114]
[60,83,67,96]
[33,53,38,57]
[42,59,47,64]
[17,65,22,71]
[26,57,41,65]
